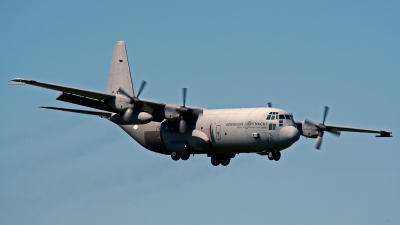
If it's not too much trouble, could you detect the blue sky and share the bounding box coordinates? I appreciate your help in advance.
[1,1,399,224]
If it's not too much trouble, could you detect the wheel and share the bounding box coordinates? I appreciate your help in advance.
[221,157,231,166]
[211,157,221,166]
[171,152,181,161]
[180,151,190,160]
[274,151,281,161]
[268,151,274,160]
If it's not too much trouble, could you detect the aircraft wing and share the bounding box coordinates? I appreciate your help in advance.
[324,124,392,137]
[10,78,115,101]
[296,120,392,137]
[10,78,203,117]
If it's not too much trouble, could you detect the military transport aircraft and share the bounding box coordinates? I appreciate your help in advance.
[9,41,392,166]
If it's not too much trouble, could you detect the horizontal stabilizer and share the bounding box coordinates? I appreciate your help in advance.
[40,106,112,117]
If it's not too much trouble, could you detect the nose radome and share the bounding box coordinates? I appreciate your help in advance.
[279,126,300,145]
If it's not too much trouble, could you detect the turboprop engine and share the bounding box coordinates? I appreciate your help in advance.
[300,106,341,150]
[158,88,198,134]
[108,80,153,125]
[299,121,319,138]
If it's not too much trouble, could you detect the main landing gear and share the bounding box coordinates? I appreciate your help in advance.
[171,151,191,161]
[210,154,234,166]
[268,150,281,161]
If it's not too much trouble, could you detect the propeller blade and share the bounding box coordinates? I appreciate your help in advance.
[179,117,187,134]
[322,106,329,124]
[136,80,147,98]
[315,136,323,150]
[122,107,134,122]
[118,87,135,103]
[182,88,187,107]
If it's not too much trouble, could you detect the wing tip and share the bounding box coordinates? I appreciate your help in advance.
[376,131,392,137]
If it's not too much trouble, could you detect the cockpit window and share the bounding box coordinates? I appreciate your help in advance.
[285,115,291,120]
[266,112,280,120]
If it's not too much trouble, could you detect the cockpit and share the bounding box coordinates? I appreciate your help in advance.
[266,112,292,120]
[266,111,295,128]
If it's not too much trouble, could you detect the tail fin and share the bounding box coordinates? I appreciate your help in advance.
[106,41,134,96]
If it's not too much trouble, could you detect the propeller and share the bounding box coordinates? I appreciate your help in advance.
[179,88,188,134]
[117,80,147,122]
[118,80,147,104]
[305,106,340,150]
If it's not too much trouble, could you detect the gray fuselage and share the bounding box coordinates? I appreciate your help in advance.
[120,107,300,155]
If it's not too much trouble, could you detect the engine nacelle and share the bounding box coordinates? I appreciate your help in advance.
[160,104,181,120]
[107,94,131,111]
[297,121,319,138]
[109,110,153,125]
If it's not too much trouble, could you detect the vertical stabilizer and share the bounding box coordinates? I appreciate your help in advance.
[106,41,134,96]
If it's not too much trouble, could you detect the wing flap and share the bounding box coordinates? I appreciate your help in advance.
[56,93,119,113]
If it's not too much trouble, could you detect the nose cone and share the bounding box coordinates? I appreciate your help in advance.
[279,126,300,148]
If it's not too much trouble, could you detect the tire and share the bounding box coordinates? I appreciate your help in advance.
[221,157,231,166]
[171,152,181,161]
[180,151,190,160]
[274,151,281,161]
[211,157,221,166]
[268,151,274,160]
